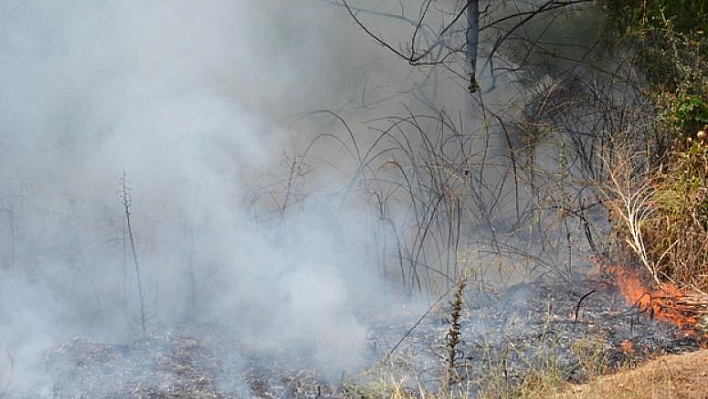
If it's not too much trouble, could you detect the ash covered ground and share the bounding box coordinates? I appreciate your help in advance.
[33,273,704,399]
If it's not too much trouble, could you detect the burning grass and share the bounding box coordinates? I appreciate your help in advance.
[601,134,708,347]
[598,261,708,346]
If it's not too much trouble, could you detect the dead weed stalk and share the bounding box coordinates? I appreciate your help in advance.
[445,271,468,388]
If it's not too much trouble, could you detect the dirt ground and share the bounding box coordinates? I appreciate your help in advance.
[559,349,708,399]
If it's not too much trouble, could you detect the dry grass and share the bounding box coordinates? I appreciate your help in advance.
[647,140,708,292]
[600,149,660,286]
[353,349,708,399]
[602,138,708,294]
[554,349,708,399]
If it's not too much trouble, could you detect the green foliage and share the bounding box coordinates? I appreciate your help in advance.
[657,93,708,145]
[605,0,708,145]
[605,0,708,35]
[600,0,708,292]
[603,0,707,94]
[654,0,708,33]
[674,95,708,127]
[676,96,708,127]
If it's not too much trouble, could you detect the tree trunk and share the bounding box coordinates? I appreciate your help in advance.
[466,0,479,92]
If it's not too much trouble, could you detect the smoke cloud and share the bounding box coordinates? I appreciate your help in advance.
[0,0,411,392]
[0,0,606,394]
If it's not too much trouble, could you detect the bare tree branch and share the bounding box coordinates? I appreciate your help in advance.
[338,0,595,93]
[340,0,470,66]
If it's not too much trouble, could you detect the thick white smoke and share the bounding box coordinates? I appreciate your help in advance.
[0,0,402,391]
[0,0,607,394]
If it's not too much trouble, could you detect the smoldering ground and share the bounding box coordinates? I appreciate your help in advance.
[0,0,608,396]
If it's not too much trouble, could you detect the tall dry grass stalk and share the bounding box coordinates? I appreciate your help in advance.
[119,172,148,338]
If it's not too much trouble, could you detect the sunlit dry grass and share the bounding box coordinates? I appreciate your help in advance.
[552,350,708,399]
[352,348,708,399]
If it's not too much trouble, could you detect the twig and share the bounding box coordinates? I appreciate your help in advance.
[573,290,596,322]
[119,171,147,338]
[387,284,456,361]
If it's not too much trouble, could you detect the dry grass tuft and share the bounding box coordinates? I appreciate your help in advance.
[553,349,708,399]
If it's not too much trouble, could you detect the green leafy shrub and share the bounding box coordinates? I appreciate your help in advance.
[658,94,708,143]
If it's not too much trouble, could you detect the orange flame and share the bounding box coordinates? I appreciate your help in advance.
[603,263,708,347]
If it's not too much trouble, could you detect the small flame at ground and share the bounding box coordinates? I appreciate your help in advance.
[599,262,708,348]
